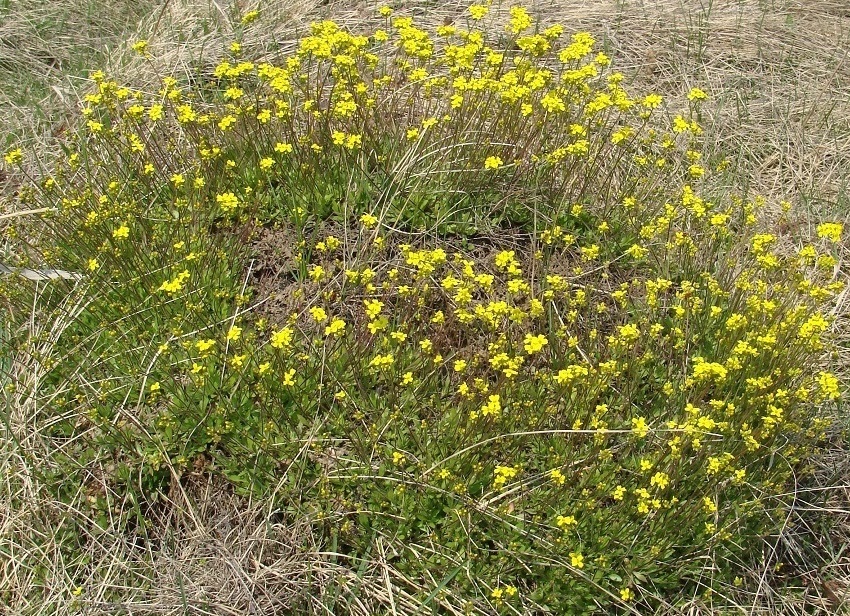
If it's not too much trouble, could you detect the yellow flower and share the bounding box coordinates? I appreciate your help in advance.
[523,333,548,355]
[325,318,346,337]
[270,327,293,349]
[216,192,239,211]
[468,4,489,20]
[364,299,384,319]
[480,394,501,417]
[507,6,533,34]
[282,368,296,386]
[484,155,503,170]
[817,222,843,242]
[159,270,190,294]
[218,114,237,130]
[4,148,23,165]
[195,339,215,353]
[309,307,328,323]
[369,353,394,370]
[817,371,840,400]
[226,326,242,341]
[569,552,584,569]
[360,212,379,228]
[687,87,708,101]
[113,225,130,240]
[632,416,649,438]
[241,9,260,24]
[492,464,519,488]
[650,471,670,489]
[620,587,634,601]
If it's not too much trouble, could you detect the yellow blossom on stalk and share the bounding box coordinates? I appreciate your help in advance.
[309,307,328,322]
[480,394,502,417]
[360,213,378,228]
[131,40,148,56]
[113,225,130,239]
[687,87,708,101]
[469,4,489,19]
[3,148,22,165]
[224,86,244,100]
[692,357,728,383]
[620,588,634,601]
[216,192,239,211]
[369,353,394,370]
[493,464,519,489]
[555,364,589,385]
[632,416,649,438]
[270,327,293,349]
[507,5,533,33]
[523,333,548,355]
[282,368,296,386]
[816,371,840,400]
[364,299,384,319]
[241,9,260,24]
[325,318,346,337]
[817,222,843,242]
[550,469,566,485]
[650,471,670,489]
[195,339,215,354]
[159,270,189,294]
[226,326,242,341]
[642,93,662,109]
[484,155,503,169]
[569,552,584,569]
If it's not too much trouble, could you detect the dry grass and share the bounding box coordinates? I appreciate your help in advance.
[2,0,849,614]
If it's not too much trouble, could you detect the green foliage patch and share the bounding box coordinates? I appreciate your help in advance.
[2,4,845,613]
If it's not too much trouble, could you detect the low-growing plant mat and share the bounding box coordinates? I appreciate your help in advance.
[2,1,850,615]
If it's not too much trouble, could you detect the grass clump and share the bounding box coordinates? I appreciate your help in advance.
[2,3,845,613]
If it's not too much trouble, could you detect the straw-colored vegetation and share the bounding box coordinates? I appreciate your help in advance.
[2,1,848,614]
